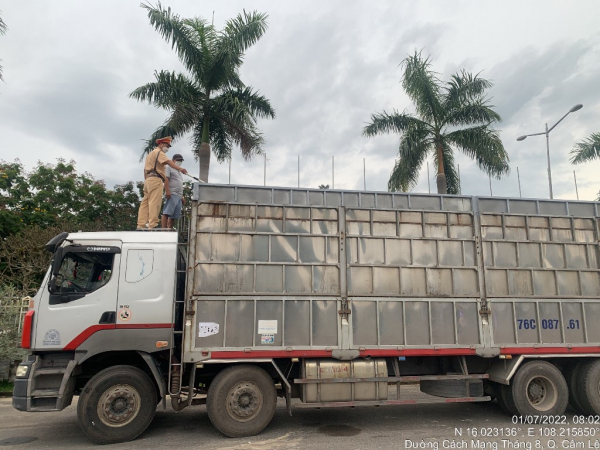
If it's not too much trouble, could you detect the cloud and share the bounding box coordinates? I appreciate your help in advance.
[0,0,599,202]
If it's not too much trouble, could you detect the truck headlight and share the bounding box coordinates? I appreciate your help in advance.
[15,365,29,378]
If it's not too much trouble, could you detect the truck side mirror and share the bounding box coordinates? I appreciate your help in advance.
[48,248,64,293]
[51,248,64,276]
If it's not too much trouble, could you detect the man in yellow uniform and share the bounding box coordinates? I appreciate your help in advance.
[136,136,188,229]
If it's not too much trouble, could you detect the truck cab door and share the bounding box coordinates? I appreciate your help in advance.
[33,241,122,350]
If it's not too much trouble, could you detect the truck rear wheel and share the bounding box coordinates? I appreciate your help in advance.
[576,359,600,415]
[565,362,585,413]
[207,365,277,438]
[511,361,568,416]
[497,384,519,416]
[77,365,157,444]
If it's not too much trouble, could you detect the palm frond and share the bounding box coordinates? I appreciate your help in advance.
[129,70,200,109]
[221,11,269,55]
[444,70,492,108]
[0,13,6,35]
[445,126,510,178]
[212,87,276,122]
[139,104,199,158]
[387,126,432,192]
[445,103,501,127]
[219,117,264,161]
[139,125,180,160]
[443,70,501,126]
[207,11,268,91]
[206,118,233,161]
[363,110,429,137]
[570,133,600,164]
[141,2,204,73]
[401,51,443,124]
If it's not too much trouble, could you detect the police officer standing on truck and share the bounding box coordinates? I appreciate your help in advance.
[136,136,188,229]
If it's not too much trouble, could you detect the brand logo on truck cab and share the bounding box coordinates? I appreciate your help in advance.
[86,247,111,252]
[42,329,61,346]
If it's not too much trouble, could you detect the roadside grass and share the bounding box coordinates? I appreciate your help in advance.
[0,380,13,393]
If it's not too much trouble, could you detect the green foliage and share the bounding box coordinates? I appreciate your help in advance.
[131,3,275,175]
[364,51,509,194]
[0,159,143,238]
[0,159,144,294]
[0,159,147,368]
[0,286,28,365]
[570,133,600,165]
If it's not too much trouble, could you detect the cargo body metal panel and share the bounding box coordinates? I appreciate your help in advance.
[478,196,600,347]
[186,184,600,357]
[344,205,482,349]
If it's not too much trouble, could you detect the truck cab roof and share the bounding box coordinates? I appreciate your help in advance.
[65,231,179,244]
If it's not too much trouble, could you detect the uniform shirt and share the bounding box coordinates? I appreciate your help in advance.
[165,165,184,196]
[143,148,170,179]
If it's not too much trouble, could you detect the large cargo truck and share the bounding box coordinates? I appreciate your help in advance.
[13,184,600,444]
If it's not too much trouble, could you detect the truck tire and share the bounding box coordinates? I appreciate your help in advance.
[77,365,157,445]
[564,362,585,413]
[420,379,483,398]
[497,384,519,416]
[207,365,277,438]
[576,359,600,415]
[510,361,568,416]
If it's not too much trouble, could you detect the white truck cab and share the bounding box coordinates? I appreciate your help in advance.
[14,231,180,422]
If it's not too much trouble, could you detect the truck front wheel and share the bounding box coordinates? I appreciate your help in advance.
[207,365,277,438]
[77,365,157,444]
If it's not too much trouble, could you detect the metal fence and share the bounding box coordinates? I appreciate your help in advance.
[0,297,29,334]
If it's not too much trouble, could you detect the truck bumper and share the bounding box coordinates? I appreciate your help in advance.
[11,353,76,412]
[12,357,35,411]
[12,379,28,411]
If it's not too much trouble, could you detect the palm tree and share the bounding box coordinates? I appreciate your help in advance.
[130,3,275,182]
[0,12,7,82]
[570,133,600,165]
[363,51,509,194]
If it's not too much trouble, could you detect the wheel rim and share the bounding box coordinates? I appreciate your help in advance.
[525,376,557,411]
[97,384,141,428]
[225,381,264,423]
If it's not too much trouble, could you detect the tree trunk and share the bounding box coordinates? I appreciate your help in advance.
[199,142,211,183]
[436,142,447,194]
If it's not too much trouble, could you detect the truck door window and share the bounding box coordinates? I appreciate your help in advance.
[50,251,115,303]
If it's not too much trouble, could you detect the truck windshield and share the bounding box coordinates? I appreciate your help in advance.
[54,252,114,294]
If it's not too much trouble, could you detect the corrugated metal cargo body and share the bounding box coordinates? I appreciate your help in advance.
[186,184,600,359]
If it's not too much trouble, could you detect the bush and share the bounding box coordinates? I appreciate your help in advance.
[0,287,28,379]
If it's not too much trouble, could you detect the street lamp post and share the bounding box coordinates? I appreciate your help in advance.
[517,104,583,199]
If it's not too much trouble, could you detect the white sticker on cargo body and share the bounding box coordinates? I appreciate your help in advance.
[258,320,277,334]
[261,334,275,345]
[198,322,219,337]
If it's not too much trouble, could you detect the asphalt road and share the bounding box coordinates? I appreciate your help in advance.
[0,388,598,449]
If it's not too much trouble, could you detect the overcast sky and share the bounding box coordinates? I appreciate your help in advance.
[1,0,599,201]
